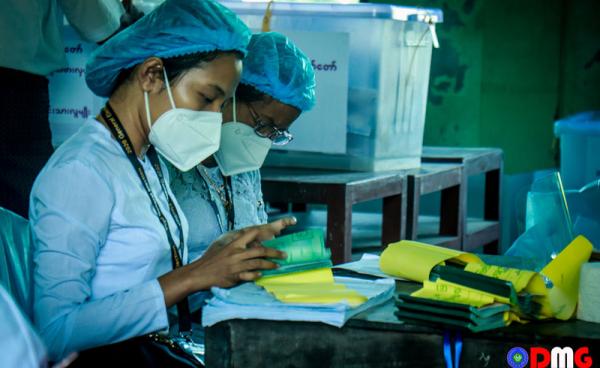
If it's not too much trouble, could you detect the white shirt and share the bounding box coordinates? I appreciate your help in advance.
[0,0,124,76]
[169,164,268,262]
[30,119,189,360]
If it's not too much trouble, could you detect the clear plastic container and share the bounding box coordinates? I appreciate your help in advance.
[566,180,600,249]
[506,172,573,270]
[554,111,600,189]
[220,1,442,171]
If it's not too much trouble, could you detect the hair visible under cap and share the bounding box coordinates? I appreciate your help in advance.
[235,83,268,103]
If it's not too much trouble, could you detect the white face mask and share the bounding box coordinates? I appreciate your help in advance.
[144,68,223,172]
[214,95,272,176]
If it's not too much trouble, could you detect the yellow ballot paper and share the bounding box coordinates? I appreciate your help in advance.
[257,267,334,286]
[266,286,367,306]
[539,235,593,320]
[412,280,496,307]
[464,263,547,296]
[255,230,366,306]
[381,236,593,320]
[379,240,482,282]
[256,268,368,307]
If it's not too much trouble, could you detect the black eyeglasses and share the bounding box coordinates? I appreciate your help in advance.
[247,104,294,146]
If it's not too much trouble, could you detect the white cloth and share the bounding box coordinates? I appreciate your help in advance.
[30,119,189,360]
[0,285,47,368]
[0,0,124,76]
[577,262,600,323]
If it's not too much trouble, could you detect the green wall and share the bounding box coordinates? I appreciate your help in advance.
[372,0,600,173]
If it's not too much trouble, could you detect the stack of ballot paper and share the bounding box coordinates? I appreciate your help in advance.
[257,230,369,305]
[256,268,367,306]
[395,295,512,332]
[379,235,594,331]
[201,230,396,327]
[202,277,395,327]
[260,229,333,276]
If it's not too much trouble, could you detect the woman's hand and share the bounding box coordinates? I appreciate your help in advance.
[251,216,297,241]
[206,216,297,254]
[193,227,288,287]
[158,227,288,307]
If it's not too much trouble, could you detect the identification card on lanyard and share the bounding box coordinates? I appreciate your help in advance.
[101,103,192,333]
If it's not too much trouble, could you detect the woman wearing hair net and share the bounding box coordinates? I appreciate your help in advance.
[170,32,316,264]
[29,1,295,365]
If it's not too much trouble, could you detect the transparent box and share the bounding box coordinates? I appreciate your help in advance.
[554,111,600,189]
[221,1,442,171]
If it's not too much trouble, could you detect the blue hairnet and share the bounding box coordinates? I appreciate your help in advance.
[86,0,251,97]
[241,32,316,111]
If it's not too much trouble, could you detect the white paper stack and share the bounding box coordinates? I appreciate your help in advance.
[202,277,395,328]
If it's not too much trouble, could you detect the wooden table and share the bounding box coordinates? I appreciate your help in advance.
[422,147,503,253]
[261,148,503,261]
[205,280,600,368]
[405,163,465,250]
[261,168,407,264]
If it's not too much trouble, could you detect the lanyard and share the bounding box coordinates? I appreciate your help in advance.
[224,175,235,231]
[197,167,235,232]
[101,103,191,333]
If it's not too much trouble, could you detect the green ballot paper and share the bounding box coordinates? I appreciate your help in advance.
[395,294,511,332]
[261,229,333,277]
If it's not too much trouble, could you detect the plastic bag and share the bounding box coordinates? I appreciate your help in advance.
[505,172,573,270]
[566,179,600,249]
